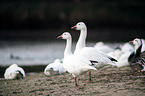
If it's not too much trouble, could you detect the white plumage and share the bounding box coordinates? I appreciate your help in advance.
[94,41,114,54]
[107,42,135,68]
[4,64,25,80]
[71,22,117,68]
[44,59,66,75]
[57,32,97,86]
[116,52,132,68]
[121,42,134,53]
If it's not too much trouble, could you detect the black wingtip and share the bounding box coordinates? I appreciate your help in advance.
[109,57,118,62]
[90,60,98,65]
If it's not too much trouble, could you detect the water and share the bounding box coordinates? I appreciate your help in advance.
[0,41,122,66]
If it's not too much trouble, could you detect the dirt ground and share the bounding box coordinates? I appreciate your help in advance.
[0,66,145,96]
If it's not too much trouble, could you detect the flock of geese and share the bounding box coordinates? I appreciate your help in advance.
[4,22,145,86]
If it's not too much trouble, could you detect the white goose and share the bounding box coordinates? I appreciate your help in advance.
[115,51,132,68]
[4,64,25,80]
[121,42,134,53]
[71,22,117,68]
[107,42,134,68]
[57,32,97,86]
[44,59,66,75]
[94,41,114,54]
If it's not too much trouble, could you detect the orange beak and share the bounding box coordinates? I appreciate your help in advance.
[71,25,77,29]
[57,35,62,39]
[129,40,133,43]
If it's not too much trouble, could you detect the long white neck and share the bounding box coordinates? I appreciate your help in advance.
[64,37,72,57]
[75,27,87,54]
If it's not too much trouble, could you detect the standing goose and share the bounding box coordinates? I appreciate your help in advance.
[129,38,145,72]
[57,32,97,86]
[71,22,117,68]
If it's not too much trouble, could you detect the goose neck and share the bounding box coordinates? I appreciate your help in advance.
[75,28,87,51]
[64,38,72,57]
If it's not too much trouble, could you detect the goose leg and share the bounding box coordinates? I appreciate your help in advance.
[89,71,92,81]
[86,71,92,82]
[74,77,78,87]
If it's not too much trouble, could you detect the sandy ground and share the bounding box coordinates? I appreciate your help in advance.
[0,66,145,96]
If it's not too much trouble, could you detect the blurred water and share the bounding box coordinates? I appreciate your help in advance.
[0,41,122,66]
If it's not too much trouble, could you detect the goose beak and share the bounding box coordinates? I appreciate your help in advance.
[129,40,133,43]
[57,35,62,39]
[71,25,77,29]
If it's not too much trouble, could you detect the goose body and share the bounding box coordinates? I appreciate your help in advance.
[4,64,25,80]
[121,42,134,53]
[57,32,97,86]
[107,42,135,68]
[71,22,117,68]
[116,52,132,68]
[107,49,131,68]
[44,59,66,75]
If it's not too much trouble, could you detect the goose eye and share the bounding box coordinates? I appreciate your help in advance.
[78,24,81,25]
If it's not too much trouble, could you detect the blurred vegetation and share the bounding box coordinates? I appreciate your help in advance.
[0,0,145,30]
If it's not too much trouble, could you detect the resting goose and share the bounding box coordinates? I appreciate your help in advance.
[57,32,97,86]
[94,41,114,54]
[44,59,66,75]
[4,64,25,80]
[116,51,132,68]
[129,38,145,72]
[121,42,134,53]
[71,22,117,68]
[107,48,132,68]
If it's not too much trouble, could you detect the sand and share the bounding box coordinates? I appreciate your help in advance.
[0,66,145,96]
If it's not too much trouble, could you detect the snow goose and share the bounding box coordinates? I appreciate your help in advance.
[4,64,25,80]
[121,42,134,53]
[109,42,134,68]
[107,48,132,68]
[44,59,66,75]
[57,32,97,86]
[116,51,132,68]
[71,22,117,68]
[129,38,145,72]
[94,41,114,54]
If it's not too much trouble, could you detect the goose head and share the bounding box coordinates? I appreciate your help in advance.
[130,38,142,49]
[57,32,71,40]
[71,22,86,30]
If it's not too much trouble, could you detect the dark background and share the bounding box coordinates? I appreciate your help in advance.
[0,0,145,42]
